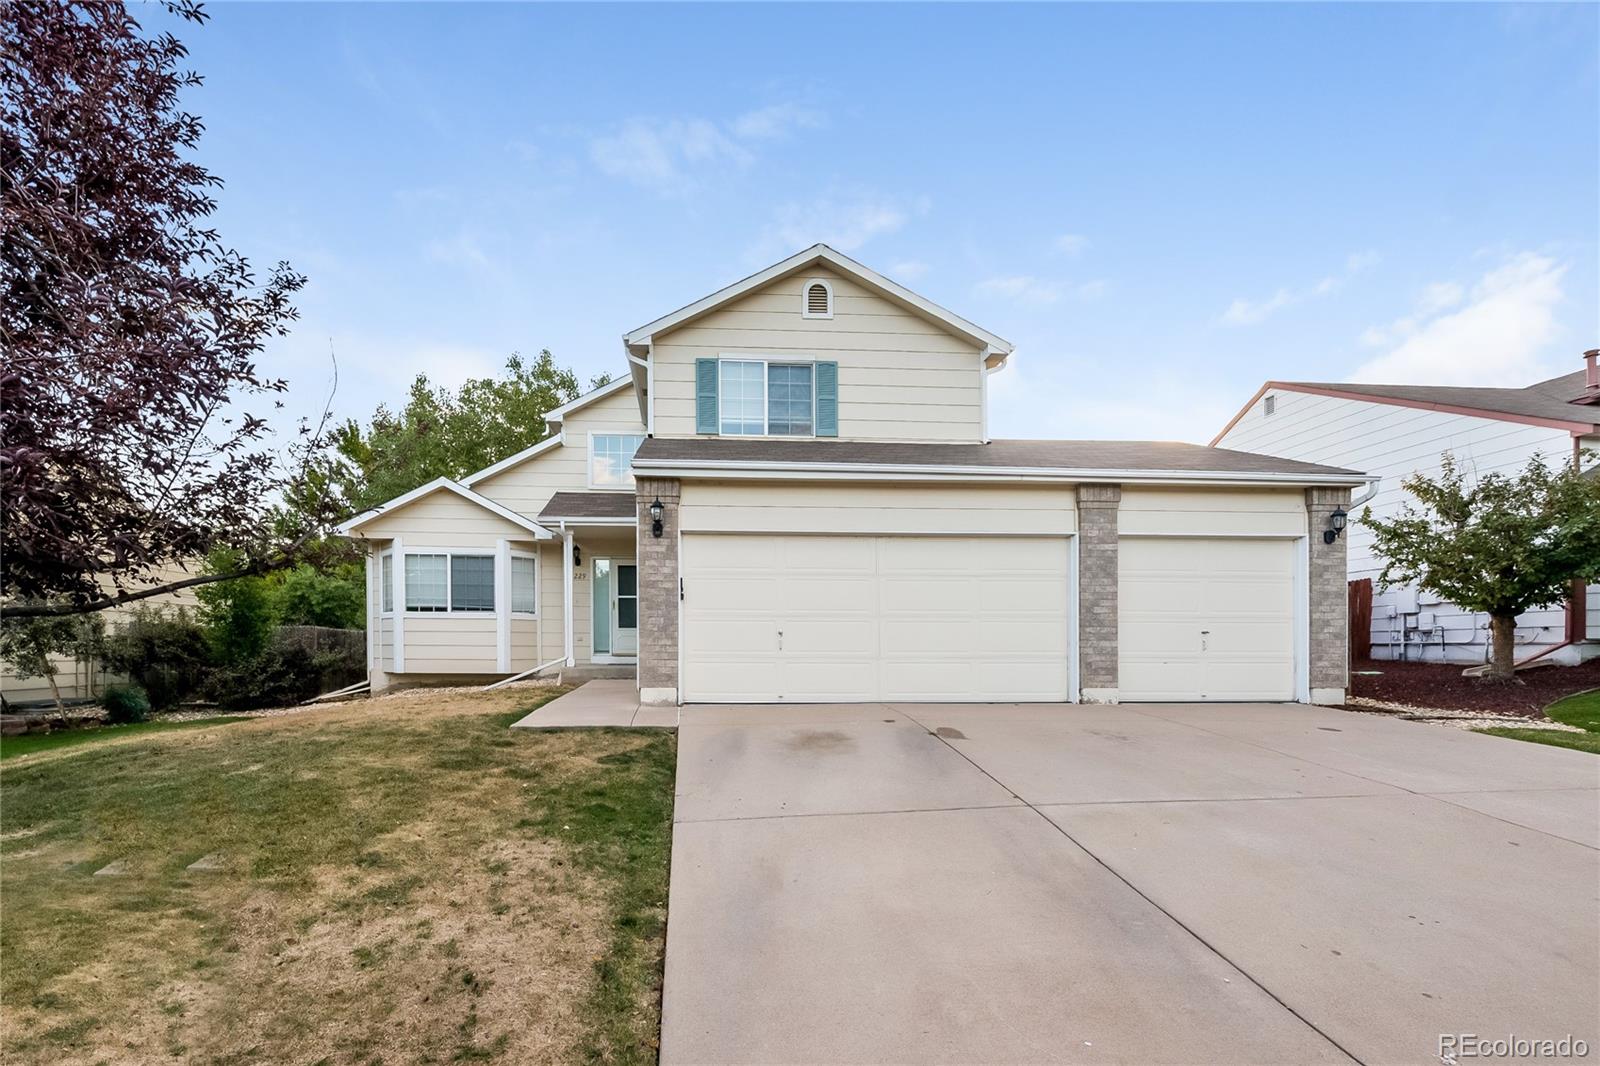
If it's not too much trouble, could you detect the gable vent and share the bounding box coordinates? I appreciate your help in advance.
[802,279,833,319]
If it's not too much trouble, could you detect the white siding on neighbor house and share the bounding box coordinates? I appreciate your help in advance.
[1119,488,1306,537]
[651,267,987,442]
[472,386,645,515]
[1218,388,1583,661]
[680,481,1076,535]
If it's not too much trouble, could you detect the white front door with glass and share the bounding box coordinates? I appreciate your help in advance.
[591,558,639,659]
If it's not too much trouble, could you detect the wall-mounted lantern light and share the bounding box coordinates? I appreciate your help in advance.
[1323,506,1348,545]
[649,497,664,539]
[573,545,582,567]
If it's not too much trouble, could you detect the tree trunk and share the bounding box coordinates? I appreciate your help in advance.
[1485,613,1518,681]
[45,669,64,713]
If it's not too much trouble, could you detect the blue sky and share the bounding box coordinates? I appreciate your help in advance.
[156,2,1598,445]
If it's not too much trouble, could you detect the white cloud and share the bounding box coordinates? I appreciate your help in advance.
[1349,253,1567,386]
[750,193,923,261]
[890,260,930,281]
[729,103,824,140]
[589,103,825,194]
[976,275,1107,307]
[1054,233,1090,256]
[1220,251,1379,326]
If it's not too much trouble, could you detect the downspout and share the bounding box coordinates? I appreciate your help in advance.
[561,522,575,667]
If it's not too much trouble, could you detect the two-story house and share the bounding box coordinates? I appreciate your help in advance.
[339,245,1368,706]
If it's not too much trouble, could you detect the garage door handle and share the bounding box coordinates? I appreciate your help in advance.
[777,630,783,651]
[1200,629,1209,652]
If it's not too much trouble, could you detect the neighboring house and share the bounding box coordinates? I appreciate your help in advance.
[340,245,1367,705]
[0,561,203,706]
[1213,357,1600,665]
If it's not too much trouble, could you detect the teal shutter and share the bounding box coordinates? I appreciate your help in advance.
[695,358,719,434]
[815,361,838,437]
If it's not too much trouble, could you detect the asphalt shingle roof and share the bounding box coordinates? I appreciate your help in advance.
[632,437,1363,478]
[1280,371,1598,429]
[537,492,636,520]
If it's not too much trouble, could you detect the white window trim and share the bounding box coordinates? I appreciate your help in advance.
[379,548,395,616]
[717,354,818,439]
[586,431,646,491]
[800,277,834,319]
[400,548,500,616]
[509,549,539,617]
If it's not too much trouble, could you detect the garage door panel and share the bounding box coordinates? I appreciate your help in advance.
[682,534,1072,702]
[1119,537,1297,703]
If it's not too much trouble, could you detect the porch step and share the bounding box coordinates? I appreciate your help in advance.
[557,665,636,684]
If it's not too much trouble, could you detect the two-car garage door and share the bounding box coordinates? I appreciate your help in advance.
[680,534,1072,702]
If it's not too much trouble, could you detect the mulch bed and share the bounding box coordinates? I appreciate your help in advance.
[1349,658,1600,718]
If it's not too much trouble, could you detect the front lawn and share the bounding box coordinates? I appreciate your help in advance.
[0,686,676,1065]
[0,716,247,762]
[1476,690,1600,755]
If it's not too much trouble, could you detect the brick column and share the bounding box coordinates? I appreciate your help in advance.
[1077,484,1121,703]
[1306,486,1352,705]
[636,477,681,704]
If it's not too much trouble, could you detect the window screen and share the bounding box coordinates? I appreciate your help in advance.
[380,552,393,612]
[405,554,447,611]
[719,360,765,435]
[450,555,495,612]
[511,556,537,614]
[767,364,814,436]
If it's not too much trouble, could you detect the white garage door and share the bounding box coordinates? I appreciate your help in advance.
[1119,537,1298,702]
[681,534,1072,703]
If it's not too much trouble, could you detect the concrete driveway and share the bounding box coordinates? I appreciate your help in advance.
[660,702,1599,1065]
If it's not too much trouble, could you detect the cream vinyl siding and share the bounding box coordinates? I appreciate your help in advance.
[401,616,499,674]
[1119,488,1306,537]
[1119,537,1297,702]
[1218,388,1583,660]
[354,491,531,547]
[681,481,1076,535]
[651,267,986,442]
[680,533,1072,702]
[511,618,539,667]
[473,386,644,515]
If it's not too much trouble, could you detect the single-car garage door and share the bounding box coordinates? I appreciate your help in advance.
[681,534,1071,702]
[1118,536,1297,702]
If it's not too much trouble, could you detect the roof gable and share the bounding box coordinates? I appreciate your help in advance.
[623,244,1013,363]
[336,477,553,539]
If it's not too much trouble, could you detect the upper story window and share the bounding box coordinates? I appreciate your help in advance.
[801,279,833,319]
[719,359,814,436]
[590,433,645,488]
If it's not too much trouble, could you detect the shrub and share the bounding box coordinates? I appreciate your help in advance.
[102,683,151,724]
[102,607,211,710]
[270,563,365,629]
[195,548,275,662]
[204,645,349,711]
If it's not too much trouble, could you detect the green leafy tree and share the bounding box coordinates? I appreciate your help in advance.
[1363,451,1600,680]
[194,549,275,663]
[270,563,365,629]
[334,351,609,512]
[0,613,107,710]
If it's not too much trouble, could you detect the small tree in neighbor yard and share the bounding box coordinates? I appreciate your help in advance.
[0,614,106,710]
[1363,451,1600,681]
[1,0,340,619]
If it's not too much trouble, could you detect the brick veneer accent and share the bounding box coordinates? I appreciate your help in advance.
[636,477,681,702]
[1305,486,1352,703]
[1077,483,1121,701]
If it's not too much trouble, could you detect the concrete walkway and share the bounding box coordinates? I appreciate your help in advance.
[662,701,1599,1064]
[509,680,676,729]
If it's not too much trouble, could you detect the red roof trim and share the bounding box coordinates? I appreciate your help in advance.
[1210,381,1595,446]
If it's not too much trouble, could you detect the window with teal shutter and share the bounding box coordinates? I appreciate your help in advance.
[815,361,838,437]
[695,358,719,434]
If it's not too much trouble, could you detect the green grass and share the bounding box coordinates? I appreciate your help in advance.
[0,716,247,761]
[1476,688,1600,755]
[0,689,676,1065]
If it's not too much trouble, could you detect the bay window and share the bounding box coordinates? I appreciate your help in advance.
[401,551,499,613]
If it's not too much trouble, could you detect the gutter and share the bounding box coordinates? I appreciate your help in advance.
[629,457,1370,487]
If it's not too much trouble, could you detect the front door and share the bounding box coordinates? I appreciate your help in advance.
[611,561,639,656]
